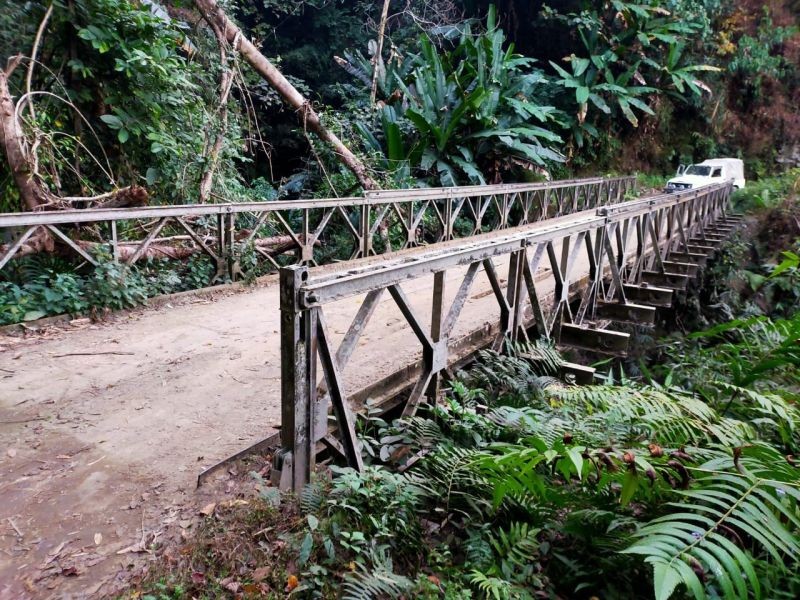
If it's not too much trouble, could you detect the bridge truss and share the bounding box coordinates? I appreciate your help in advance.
[0,176,635,282]
[273,182,741,490]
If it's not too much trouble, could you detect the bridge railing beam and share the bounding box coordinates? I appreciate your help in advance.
[0,176,636,282]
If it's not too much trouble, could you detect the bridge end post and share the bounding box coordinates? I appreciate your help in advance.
[272,265,316,492]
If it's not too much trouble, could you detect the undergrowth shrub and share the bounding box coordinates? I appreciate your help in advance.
[0,251,219,325]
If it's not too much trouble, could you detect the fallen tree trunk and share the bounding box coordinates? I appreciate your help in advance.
[192,0,378,192]
[76,234,306,261]
[1,233,313,264]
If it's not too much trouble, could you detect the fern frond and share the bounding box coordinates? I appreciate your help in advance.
[411,445,493,516]
[624,468,800,600]
[468,570,516,600]
[342,568,413,600]
[299,481,325,514]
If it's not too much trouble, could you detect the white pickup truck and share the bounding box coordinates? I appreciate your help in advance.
[665,158,745,193]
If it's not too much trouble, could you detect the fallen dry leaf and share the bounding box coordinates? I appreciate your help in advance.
[221,499,249,508]
[286,574,299,592]
[44,541,68,565]
[199,502,216,516]
[190,571,206,586]
[243,583,263,594]
[7,448,17,458]
[220,577,241,593]
[94,533,102,545]
[115,542,146,555]
[252,566,270,582]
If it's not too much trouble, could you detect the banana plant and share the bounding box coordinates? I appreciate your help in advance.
[351,6,563,186]
[549,52,655,130]
[642,42,720,98]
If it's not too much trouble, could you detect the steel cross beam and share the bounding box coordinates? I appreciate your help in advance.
[0,176,635,282]
[273,182,735,490]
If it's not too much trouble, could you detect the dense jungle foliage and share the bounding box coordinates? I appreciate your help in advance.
[1,0,797,207]
[1,0,799,324]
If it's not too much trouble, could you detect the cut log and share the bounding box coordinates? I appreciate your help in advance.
[1,233,307,264]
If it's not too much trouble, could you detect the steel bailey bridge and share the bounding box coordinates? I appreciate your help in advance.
[271,181,740,491]
[0,175,741,493]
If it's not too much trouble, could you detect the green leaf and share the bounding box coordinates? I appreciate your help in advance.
[588,93,611,114]
[117,128,130,144]
[618,98,639,127]
[576,86,590,104]
[566,446,585,479]
[298,531,314,565]
[620,470,638,506]
[652,561,682,600]
[307,514,319,531]
[99,114,123,129]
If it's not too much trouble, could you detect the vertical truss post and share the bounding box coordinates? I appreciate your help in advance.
[110,220,119,262]
[226,212,236,281]
[273,265,316,491]
[426,270,446,403]
[445,197,454,240]
[507,248,526,342]
[360,206,372,257]
[214,213,228,282]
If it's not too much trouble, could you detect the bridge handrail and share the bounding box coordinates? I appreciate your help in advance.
[0,175,637,281]
[298,182,730,305]
[0,175,636,227]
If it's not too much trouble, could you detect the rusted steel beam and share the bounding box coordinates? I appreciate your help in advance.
[272,266,316,490]
[596,301,657,325]
[623,283,674,307]
[689,236,723,245]
[561,361,596,385]
[668,251,708,266]
[686,244,716,254]
[662,260,700,277]
[642,270,691,290]
[559,323,630,355]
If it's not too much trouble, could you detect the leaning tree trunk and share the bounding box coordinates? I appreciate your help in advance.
[370,0,392,106]
[0,58,51,210]
[193,0,378,192]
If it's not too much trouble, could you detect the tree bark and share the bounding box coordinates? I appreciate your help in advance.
[370,0,392,106]
[192,0,378,191]
[198,20,234,202]
[0,58,52,210]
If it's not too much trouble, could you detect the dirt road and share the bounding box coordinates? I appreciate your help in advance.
[0,229,574,598]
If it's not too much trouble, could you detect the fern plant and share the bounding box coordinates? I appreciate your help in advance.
[341,548,414,600]
[624,449,800,600]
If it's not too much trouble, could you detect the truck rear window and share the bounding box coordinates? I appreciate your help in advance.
[686,165,712,176]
